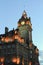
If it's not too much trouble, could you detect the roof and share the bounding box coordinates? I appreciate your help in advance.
[18,11,31,23]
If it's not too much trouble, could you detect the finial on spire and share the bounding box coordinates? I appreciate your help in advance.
[22,10,27,18]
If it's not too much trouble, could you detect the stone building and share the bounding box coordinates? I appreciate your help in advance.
[0,11,40,65]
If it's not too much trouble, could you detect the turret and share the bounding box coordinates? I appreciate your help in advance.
[5,27,9,34]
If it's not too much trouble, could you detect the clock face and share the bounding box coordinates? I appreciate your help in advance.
[21,21,25,25]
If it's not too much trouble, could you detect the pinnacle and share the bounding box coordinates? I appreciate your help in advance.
[22,10,27,18]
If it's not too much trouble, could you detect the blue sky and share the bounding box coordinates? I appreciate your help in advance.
[0,0,43,50]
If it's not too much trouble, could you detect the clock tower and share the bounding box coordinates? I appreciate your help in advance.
[18,11,32,45]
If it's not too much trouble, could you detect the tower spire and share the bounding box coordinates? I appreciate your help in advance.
[22,10,27,19]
